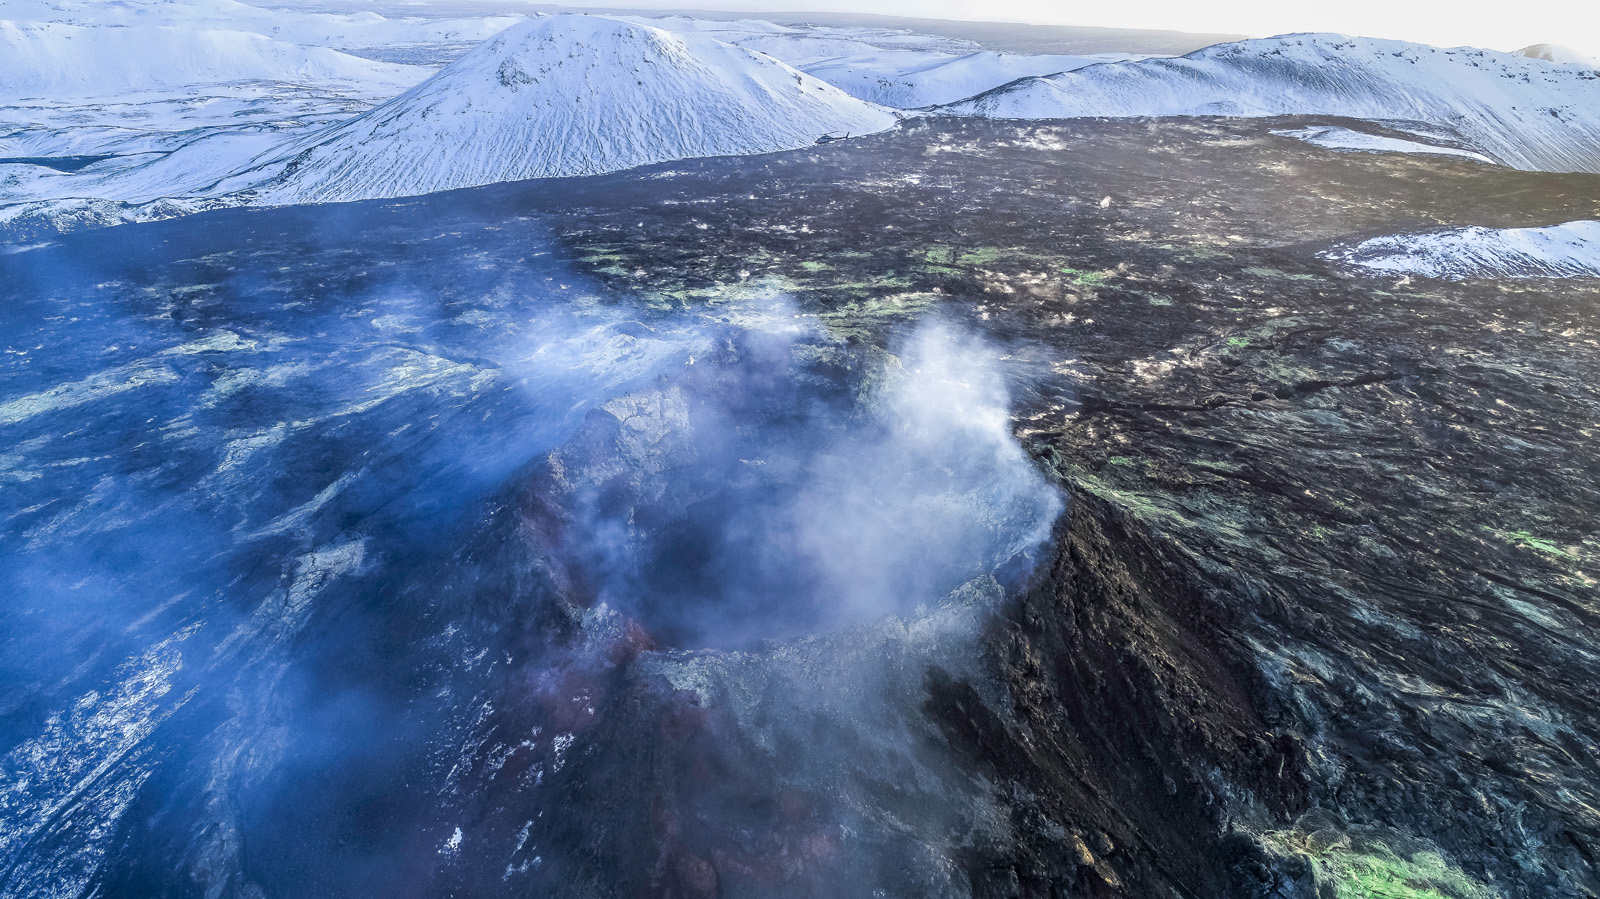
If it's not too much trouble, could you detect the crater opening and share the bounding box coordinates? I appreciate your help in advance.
[514,315,1064,651]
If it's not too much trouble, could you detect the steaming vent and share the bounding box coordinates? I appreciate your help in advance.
[514,317,1062,650]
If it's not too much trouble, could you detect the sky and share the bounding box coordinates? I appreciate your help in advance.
[526,0,1600,57]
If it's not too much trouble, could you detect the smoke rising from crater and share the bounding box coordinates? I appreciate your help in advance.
[525,307,1063,649]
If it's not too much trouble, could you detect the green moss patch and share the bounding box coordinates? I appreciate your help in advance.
[1493,528,1578,559]
[1061,266,1108,287]
[1264,827,1497,899]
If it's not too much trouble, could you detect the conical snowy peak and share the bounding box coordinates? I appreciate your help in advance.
[936,33,1600,174]
[242,15,899,204]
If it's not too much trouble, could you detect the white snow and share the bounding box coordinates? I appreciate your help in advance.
[936,34,1600,174]
[1273,125,1497,164]
[222,15,900,205]
[1326,220,1600,279]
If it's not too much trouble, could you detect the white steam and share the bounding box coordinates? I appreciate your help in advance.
[778,321,1061,623]
[542,312,1064,647]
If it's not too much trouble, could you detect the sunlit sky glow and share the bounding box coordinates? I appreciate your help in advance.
[530,0,1600,57]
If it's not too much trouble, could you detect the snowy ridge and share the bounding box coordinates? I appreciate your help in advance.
[1326,220,1600,279]
[935,34,1600,174]
[0,20,423,100]
[225,15,898,205]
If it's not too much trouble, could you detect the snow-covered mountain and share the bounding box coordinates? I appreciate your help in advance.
[0,20,424,100]
[1326,220,1600,279]
[222,15,898,205]
[936,34,1600,174]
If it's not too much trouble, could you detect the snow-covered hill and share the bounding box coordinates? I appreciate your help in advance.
[225,15,898,204]
[0,20,424,100]
[936,34,1600,174]
[1326,220,1600,279]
